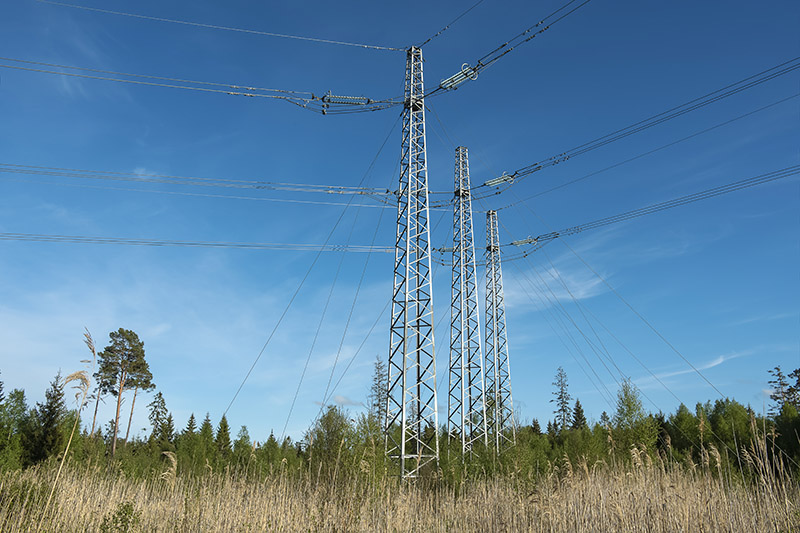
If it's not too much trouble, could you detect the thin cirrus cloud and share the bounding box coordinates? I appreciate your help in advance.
[634,349,754,390]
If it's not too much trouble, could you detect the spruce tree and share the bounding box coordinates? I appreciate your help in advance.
[177,413,199,471]
[571,399,588,430]
[550,367,571,433]
[215,415,232,459]
[24,372,67,465]
[147,392,168,441]
[198,413,215,463]
[260,431,280,465]
[158,414,175,450]
[368,356,387,422]
[184,413,197,436]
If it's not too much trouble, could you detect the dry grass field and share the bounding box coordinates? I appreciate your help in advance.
[1,451,797,533]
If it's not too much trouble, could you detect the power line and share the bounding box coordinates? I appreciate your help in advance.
[222,112,401,417]
[498,92,800,206]
[506,165,800,248]
[0,175,393,209]
[281,117,399,437]
[0,162,393,197]
[512,192,732,402]
[504,198,763,466]
[0,56,312,96]
[36,0,404,52]
[0,232,393,253]
[433,0,593,93]
[479,57,800,190]
[417,0,486,47]
[0,56,402,114]
[433,165,799,263]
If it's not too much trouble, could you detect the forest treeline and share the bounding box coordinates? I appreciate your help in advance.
[0,328,798,482]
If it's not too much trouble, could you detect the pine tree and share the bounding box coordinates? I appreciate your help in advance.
[767,366,800,415]
[550,367,571,433]
[768,366,789,416]
[124,359,155,442]
[89,366,115,438]
[571,399,588,430]
[787,368,800,409]
[98,328,148,458]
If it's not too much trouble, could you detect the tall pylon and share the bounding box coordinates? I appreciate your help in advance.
[385,46,439,478]
[448,146,488,455]
[485,210,515,452]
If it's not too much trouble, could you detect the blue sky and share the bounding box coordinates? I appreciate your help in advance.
[0,0,797,443]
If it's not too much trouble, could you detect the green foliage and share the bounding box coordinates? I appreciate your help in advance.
[100,501,141,533]
[0,388,27,470]
[305,405,353,477]
[774,402,800,461]
[1,362,799,486]
[233,425,252,464]
[22,372,68,466]
[613,379,658,454]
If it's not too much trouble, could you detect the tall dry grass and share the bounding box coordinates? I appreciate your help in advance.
[1,449,797,533]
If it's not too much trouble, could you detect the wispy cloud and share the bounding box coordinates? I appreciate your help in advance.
[332,395,362,407]
[728,312,797,327]
[504,260,607,312]
[635,350,753,389]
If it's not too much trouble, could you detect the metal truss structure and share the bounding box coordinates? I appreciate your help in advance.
[485,210,516,452]
[448,146,488,455]
[385,47,439,478]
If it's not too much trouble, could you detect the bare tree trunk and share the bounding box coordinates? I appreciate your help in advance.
[90,388,101,437]
[111,371,126,458]
[124,386,138,442]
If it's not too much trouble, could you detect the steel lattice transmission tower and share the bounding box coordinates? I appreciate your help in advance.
[385,46,439,478]
[448,146,488,454]
[485,210,516,452]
